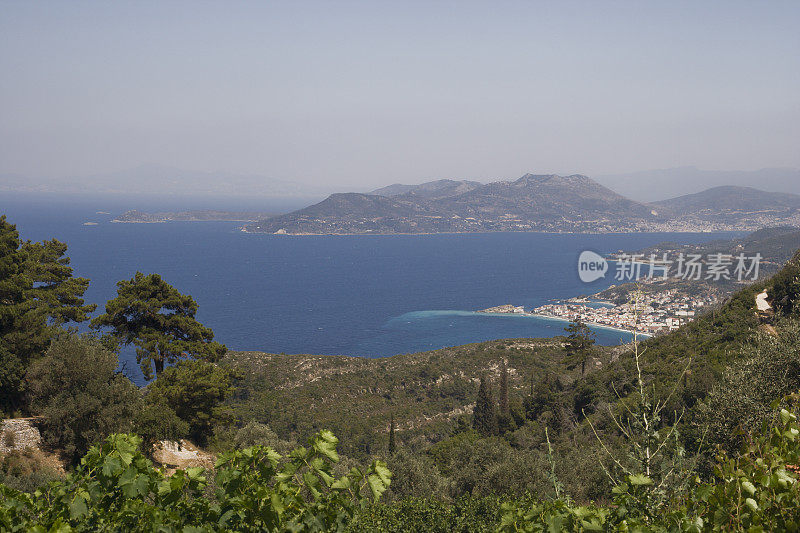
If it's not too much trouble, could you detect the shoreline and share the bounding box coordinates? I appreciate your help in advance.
[528,311,653,338]
[239,228,746,237]
[474,308,651,338]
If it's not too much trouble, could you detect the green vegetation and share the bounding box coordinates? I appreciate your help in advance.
[91,272,226,379]
[0,216,94,415]
[26,335,141,464]
[4,212,800,530]
[564,319,595,375]
[473,376,498,437]
[0,432,391,532]
[143,360,234,446]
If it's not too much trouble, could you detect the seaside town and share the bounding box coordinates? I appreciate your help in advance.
[479,288,721,336]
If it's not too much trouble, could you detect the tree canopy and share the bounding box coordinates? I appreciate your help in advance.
[564,318,596,375]
[0,216,94,414]
[473,376,497,437]
[92,272,226,379]
[26,334,141,464]
[144,359,234,446]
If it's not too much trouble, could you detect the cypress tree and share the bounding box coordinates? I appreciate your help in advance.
[473,376,497,436]
[388,415,396,455]
[497,362,516,433]
[499,362,509,416]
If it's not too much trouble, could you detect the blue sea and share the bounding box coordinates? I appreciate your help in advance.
[1,192,740,385]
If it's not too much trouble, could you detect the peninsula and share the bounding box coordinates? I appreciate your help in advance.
[243,175,800,235]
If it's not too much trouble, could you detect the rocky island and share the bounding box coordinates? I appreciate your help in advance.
[112,209,274,223]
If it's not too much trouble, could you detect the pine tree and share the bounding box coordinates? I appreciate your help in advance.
[473,376,497,436]
[388,415,396,455]
[92,272,226,380]
[0,216,37,413]
[564,318,596,375]
[22,239,96,325]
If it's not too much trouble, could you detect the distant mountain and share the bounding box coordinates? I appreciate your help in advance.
[370,179,483,199]
[596,167,800,202]
[0,164,329,198]
[437,174,658,221]
[245,174,665,234]
[654,186,800,226]
[112,209,275,223]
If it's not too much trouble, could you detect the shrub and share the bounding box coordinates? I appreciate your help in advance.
[25,334,141,463]
[143,359,234,446]
[0,430,391,532]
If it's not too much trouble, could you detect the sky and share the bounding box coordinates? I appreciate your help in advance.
[1,1,799,190]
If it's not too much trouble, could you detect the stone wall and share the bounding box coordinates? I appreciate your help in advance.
[0,418,42,454]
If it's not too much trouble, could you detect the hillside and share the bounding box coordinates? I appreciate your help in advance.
[654,185,800,226]
[223,338,574,456]
[637,225,800,265]
[245,174,800,235]
[371,179,483,199]
[437,174,658,222]
[221,259,771,460]
[596,166,800,202]
[221,244,800,468]
[244,173,665,234]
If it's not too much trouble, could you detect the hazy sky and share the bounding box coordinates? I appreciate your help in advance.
[1,1,798,188]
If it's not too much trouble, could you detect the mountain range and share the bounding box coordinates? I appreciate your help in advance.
[596,167,800,202]
[4,165,799,203]
[0,164,328,198]
[244,174,800,235]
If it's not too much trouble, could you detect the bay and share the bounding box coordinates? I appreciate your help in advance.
[1,192,740,385]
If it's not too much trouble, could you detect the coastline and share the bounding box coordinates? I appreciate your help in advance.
[474,308,651,338]
[528,311,653,338]
[239,228,744,237]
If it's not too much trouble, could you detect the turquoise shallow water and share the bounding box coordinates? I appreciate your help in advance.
[2,192,739,384]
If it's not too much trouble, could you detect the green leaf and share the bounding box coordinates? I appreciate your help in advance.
[134,474,150,497]
[69,493,88,520]
[628,474,653,486]
[742,480,757,495]
[186,466,205,481]
[367,473,388,501]
[101,456,122,477]
[331,476,352,490]
[372,461,391,487]
[118,451,134,466]
[317,469,334,487]
[270,492,285,516]
[314,431,339,463]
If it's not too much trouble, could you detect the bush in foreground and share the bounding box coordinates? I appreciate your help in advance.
[0,431,390,532]
[500,399,800,531]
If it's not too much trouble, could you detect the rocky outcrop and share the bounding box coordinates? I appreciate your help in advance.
[0,418,42,454]
[152,440,215,472]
